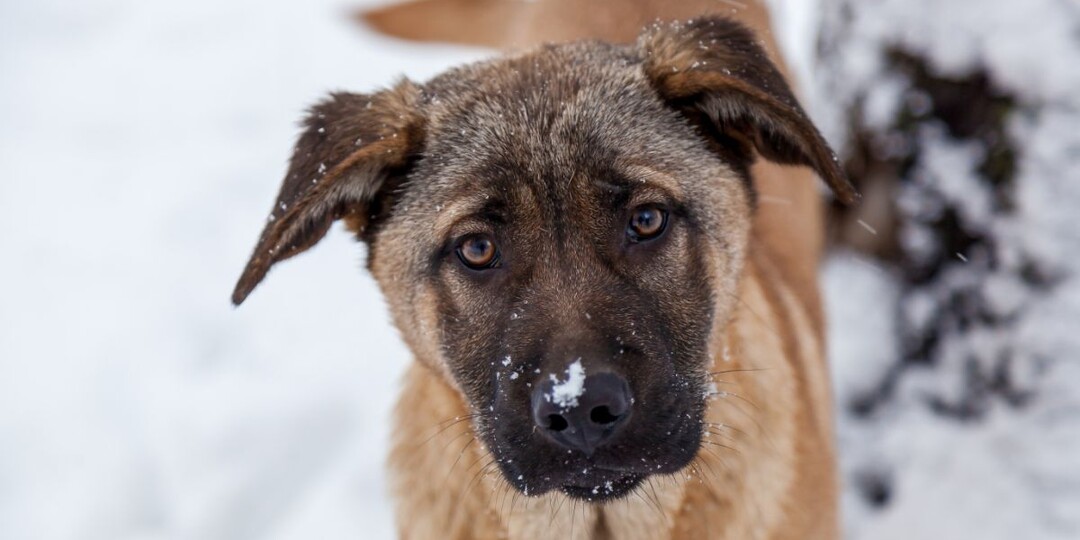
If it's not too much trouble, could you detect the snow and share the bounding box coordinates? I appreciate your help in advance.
[806,0,1080,538]
[3,0,1078,538]
[822,253,899,408]
[0,1,487,539]
[548,359,587,410]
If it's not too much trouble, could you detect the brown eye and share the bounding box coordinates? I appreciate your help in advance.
[628,206,667,241]
[457,234,499,269]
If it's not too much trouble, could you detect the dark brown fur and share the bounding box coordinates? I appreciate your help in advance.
[234,15,854,540]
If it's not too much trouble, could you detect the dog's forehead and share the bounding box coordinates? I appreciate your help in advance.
[421,44,652,165]
[403,43,700,216]
[421,42,642,117]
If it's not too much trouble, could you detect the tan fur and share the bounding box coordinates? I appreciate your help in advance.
[234,2,848,538]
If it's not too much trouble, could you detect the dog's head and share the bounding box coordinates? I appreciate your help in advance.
[233,18,853,501]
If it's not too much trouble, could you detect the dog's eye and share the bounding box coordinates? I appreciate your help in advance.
[627,206,668,242]
[457,234,499,269]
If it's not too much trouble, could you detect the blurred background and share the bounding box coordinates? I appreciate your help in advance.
[1,0,1077,538]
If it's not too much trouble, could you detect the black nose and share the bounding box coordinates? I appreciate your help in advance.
[531,370,632,455]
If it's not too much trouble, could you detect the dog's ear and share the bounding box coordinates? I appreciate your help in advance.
[639,17,858,204]
[232,82,424,306]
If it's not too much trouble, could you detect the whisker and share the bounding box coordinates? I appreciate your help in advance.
[569,498,578,540]
[685,462,700,481]
[416,413,482,448]
[705,421,750,439]
[702,440,743,457]
[443,436,477,486]
[708,379,739,386]
[446,456,495,524]
[705,390,762,412]
[507,489,522,524]
[691,462,717,483]
[549,491,569,527]
[494,478,518,531]
[457,441,490,482]
[708,394,776,450]
[708,367,771,377]
[705,428,739,443]
[461,459,498,503]
[697,444,735,477]
[439,427,474,451]
[639,485,665,522]
[631,491,657,519]
[694,452,722,480]
[645,478,668,525]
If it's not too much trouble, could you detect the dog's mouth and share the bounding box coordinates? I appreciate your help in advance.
[489,392,707,503]
[498,436,702,503]
[559,470,644,501]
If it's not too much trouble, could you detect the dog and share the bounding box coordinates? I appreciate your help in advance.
[233,0,857,537]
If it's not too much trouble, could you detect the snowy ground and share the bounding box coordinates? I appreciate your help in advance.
[1,0,1076,539]
[809,1,1080,538]
[0,1,486,538]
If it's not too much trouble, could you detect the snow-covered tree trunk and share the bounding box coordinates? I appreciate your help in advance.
[805,0,1080,537]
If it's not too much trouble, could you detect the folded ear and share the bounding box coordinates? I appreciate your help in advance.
[232,82,424,305]
[639,17,858,204]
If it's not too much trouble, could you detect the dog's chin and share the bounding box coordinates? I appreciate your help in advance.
[502,466,646,502]
[559,470,645,501]
[497,433,703,503]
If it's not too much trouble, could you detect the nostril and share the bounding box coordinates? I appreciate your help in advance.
[547,414,569,432]
[531,369,633,452]
[589,405,620,425]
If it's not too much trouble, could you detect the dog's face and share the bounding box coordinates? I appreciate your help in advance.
[371,43,752,500]
[233,19,853,501]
